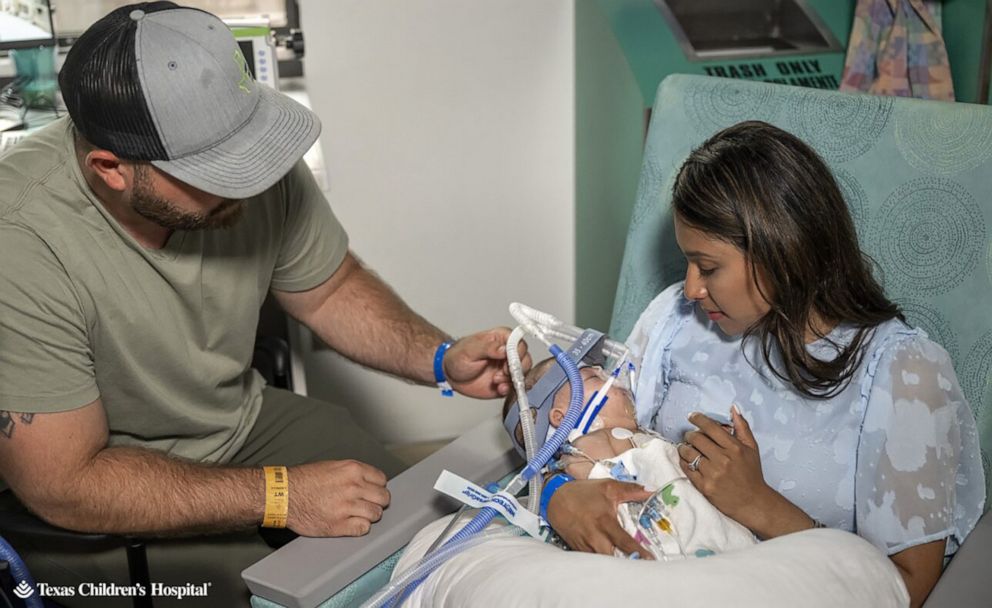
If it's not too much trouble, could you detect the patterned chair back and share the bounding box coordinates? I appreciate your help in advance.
[610,74,992,503]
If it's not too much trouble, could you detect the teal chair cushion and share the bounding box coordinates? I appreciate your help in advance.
[609,74,992,504]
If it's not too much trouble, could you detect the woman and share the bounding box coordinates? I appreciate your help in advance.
[545,122,984,608]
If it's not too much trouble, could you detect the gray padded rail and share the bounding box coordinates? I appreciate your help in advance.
[242,416,522,608]
[924,510,992,607]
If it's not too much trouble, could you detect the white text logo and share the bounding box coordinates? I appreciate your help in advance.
[13,581,34,599]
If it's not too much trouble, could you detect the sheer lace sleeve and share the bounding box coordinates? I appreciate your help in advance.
[856,334,985,556]
[627,282,688,427]
[626,282,684,364]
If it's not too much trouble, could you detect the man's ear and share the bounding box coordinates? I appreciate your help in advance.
[84,149,132,192]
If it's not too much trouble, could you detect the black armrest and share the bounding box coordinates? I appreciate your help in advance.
[0,501,154,607]
[252,335,293,391]
[0,508,138,553]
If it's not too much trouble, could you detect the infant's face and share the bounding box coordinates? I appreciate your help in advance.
[551,366,637,431]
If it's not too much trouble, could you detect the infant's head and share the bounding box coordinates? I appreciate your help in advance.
[502,357,637,448]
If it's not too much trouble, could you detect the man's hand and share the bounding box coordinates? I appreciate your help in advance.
[287,460,391,537]
[546,478,653,557]
[444,327,532,398]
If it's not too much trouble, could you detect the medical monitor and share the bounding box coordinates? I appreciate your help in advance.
[0,0,55,51]
[227,18,279,90]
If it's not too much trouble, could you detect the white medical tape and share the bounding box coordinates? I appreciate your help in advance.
[433,470,543,538]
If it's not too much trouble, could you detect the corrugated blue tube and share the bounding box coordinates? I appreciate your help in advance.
[0,535,43,608]
[377,344,586,607]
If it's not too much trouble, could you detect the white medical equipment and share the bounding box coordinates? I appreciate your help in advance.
[226,18,279,90]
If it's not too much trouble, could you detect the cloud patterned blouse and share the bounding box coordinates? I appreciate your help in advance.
[627,283,985,556]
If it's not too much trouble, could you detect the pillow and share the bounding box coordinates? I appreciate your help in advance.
[391,514,909,607]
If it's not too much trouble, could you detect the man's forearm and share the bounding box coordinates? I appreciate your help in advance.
[45,445,264,537]
[307,263,450,385]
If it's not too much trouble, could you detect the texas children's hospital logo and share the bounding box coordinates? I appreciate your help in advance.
[14,580,212,600]
[12,580,33,599]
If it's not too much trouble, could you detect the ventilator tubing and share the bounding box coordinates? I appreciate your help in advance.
[441,343,584,545]
[505,344,585,493]
[0,535,43,608]
[503,303,629,492]
[505,325,541,511]
[371,304,635,607]
[508,303,629,363]
[360,525,525,608]
[373,341,588,608]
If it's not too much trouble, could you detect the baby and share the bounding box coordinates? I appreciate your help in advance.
[502,359,757,560]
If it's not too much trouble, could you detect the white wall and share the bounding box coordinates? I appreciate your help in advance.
[299,0,576,445]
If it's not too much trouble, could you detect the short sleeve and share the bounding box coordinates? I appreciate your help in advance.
[856,335,986,556]
[270,160,350,292]
[626,282,685,365]
[626,282,688,426]
[0,224,98,412]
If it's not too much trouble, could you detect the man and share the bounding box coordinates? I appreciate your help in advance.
[0,3,529,606]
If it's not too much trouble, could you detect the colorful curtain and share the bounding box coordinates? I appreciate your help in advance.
[840,0,954,101]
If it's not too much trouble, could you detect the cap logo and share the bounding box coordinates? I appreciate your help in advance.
[234,49,253,94]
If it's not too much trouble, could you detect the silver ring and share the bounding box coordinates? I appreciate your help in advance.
[688,455,702,472]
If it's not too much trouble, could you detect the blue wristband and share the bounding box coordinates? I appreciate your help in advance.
[433,341,454,397]
[539,473,574,522]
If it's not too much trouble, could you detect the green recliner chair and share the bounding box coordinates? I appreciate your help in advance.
[610,74,992,607]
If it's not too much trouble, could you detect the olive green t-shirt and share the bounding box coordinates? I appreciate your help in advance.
[0,118,348,464]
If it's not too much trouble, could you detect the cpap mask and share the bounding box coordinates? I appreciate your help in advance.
[502,304,635,461]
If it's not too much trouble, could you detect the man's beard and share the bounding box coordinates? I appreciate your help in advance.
[130,166,245,231]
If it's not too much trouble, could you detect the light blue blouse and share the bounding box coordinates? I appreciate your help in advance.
[627,283,985,556]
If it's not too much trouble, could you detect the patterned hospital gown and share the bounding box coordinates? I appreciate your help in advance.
[627,283,985,556]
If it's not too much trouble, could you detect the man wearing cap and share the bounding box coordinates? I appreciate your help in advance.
[0,2,530,605]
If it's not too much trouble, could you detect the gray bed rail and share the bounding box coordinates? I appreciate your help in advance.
[242,416,521,608]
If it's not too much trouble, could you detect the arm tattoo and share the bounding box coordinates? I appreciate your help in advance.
[0,411,34,439]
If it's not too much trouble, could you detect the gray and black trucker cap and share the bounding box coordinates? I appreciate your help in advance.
[59,2,319,199]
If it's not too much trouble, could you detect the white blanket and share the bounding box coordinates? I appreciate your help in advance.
[588,434,756,559]
[393,514,909,607]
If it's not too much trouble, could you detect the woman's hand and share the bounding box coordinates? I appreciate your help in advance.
[677,406,769,524]
[677,406,813,538]
[546,478,654,557]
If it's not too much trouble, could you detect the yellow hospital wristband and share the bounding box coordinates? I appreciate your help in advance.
[262,466,289,528]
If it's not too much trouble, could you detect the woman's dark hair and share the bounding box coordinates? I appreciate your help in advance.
[671,121,902,399]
